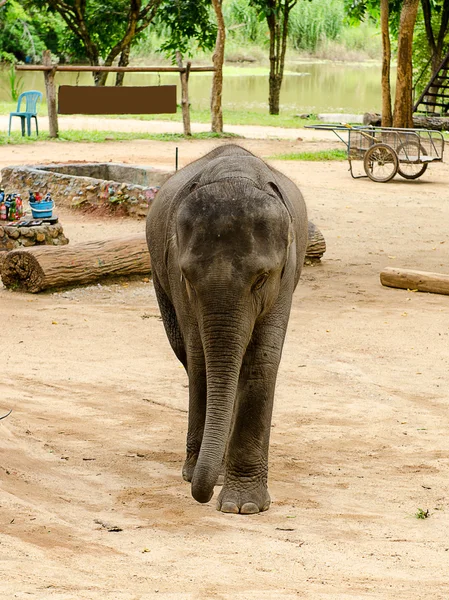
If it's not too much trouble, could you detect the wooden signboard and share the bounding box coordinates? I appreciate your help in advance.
[58,85,177,115]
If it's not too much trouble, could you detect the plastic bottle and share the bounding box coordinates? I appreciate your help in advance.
[9,199,16,221]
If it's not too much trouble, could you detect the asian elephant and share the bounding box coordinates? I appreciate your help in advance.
[146,144,308,514]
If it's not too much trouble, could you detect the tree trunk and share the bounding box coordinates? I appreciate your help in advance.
[176,52,192,136]
[0,235,151,293]
[42,50,59,139]
[380,0,392,126]
[393,0,420,128]
[115,44,131,86]
[266,1,293,115]
[210,0,225,133]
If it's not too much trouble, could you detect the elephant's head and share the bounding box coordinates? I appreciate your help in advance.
[176,178,294,503]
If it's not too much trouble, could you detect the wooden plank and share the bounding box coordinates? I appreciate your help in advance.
[58,85,177,115]
[380,267,449,296]
[16,65,215,72]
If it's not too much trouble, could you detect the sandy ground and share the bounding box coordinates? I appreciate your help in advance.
[1,130,449,600]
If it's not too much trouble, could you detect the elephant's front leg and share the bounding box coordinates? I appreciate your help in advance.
[217,318,285,514]
[182,338,207,483]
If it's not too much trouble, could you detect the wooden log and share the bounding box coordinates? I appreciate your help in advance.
[380,267,449,296]
[363,112,449,131]
[1,235,151,293]
[306,221,326,261]
[1,223,325,293]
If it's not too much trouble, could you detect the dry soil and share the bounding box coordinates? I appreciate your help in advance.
[0,133,448,600]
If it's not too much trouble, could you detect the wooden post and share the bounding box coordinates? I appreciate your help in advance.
[43,50,59,138]
[176,52,192,137]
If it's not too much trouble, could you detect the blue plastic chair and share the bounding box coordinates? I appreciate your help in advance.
[8,90,43,136]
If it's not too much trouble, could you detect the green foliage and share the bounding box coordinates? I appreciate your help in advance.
[343,0,402,34]
[156,0,217,62]
[0,0,64,62]
[289,0,344,52]
[224,0,268,45]
[0,129,241,145]
[8,63,24,102]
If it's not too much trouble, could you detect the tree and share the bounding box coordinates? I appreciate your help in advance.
[250,0,297,115]
[156,0,217,135]
[345,0,419,127]
[380,0,393,126]
[421,0,449,76]
[393,0,420,127]
[28,0,163,85]
[210,0,225,133]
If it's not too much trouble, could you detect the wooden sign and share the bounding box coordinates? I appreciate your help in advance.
[58,85,177,115]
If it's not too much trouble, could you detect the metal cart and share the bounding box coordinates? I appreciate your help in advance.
[306,124,445,182]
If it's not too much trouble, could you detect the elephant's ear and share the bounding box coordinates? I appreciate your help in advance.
[266,180,294,221]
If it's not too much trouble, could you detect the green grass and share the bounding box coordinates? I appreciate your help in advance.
[414,508,430,520]
[0,99,321,130]
[106,109,321,129]
[271,149,347,161]
[0,129,241,145]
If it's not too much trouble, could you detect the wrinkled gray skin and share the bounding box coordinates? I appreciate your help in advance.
[146,144,308,514]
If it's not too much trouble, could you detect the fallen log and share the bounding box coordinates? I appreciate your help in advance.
[363,112,449,131]
[306,221,326,261]
[1,223,326,293]
[1,234,151,293]
[380,267,449,296]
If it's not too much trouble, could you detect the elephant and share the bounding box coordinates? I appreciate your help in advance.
[146,144,308,514]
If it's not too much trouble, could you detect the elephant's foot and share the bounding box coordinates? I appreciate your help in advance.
[216,477,271,514]
[182,455,224,486]
[182,453,198,483]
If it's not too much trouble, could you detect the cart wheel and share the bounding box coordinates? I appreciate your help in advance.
[396,140,428,179]
[363,143,398,182]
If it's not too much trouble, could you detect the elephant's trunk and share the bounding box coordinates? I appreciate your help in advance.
[191,310,248,504]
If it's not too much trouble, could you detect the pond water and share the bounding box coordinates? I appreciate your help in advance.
[1,61,393,114]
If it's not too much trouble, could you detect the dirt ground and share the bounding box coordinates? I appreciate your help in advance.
[1,134,449,600]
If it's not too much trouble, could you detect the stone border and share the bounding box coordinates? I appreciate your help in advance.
[0,223,69,251]
[0,163,174,219]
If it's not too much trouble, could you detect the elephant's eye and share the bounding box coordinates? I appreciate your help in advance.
[253,272,269,291]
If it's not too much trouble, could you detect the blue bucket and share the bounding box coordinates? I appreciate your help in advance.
[29,200,54,219]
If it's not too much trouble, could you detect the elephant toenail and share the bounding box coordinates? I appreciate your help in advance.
[219,502,239,514]
[240,502,260,514]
